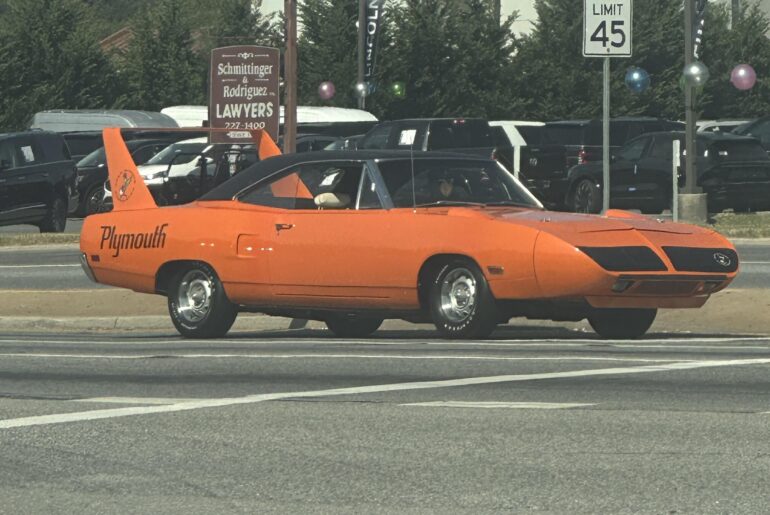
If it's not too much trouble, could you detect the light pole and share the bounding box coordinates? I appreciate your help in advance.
[284,0,297,153]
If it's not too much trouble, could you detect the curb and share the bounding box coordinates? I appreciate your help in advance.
[0,315,302,333]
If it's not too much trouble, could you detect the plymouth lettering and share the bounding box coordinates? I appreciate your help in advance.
[99,224,168,258]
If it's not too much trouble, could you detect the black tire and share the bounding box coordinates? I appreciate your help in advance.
[38,195,67,233]
[571,179,602,214]
[167,262,237,338]
[587,308,657,339]
[325,315,383,338]
[428,259,499,339]
[82,185,105,217]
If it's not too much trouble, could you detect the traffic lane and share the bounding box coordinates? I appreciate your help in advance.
[1,334,770,416]
[2,368,770,512]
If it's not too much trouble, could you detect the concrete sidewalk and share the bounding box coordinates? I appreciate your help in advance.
[0,288,767,336]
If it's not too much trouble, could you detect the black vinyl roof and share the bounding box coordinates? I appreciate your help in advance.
[201,149,492,201]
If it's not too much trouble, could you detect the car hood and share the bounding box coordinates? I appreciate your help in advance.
[485,209,692,235]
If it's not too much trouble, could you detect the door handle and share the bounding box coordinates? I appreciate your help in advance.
[633,164,638,175]
[275,223,294,232]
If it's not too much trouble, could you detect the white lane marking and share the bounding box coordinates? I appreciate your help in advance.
[0,264,80,269]
[0,289,107,294]
[741,261,770,264]
[73,397,204,405]
[401,401,595,410]
[1,357,770,430]
[0,353,682,363]
[0,336,768,348]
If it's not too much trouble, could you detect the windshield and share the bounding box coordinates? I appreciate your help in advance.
[77,147,106,167]
[376,159,542,209]
[145,142,207,166]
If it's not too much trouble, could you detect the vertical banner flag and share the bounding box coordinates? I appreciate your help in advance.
[363,0,386,81]
[209,46,280,144]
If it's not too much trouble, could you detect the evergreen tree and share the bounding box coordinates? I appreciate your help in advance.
[384,0,518,119]
[699,1,770,119]
[296,0,360,109]
[117,0,205,111]
[0,0,118,131]
[203,0,276,49]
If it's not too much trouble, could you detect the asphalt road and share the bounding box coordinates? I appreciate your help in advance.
[1,331,769,513]
[1,241,768,290]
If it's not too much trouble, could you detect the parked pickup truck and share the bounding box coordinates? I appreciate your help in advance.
[519,117,683,209]
[357,118,513,171]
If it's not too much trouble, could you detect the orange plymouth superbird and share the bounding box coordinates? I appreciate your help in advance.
[79,128,739,339]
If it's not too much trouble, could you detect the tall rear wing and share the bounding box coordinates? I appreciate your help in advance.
[103,127,281,211]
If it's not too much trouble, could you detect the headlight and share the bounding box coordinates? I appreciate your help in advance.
[142,171,166,180]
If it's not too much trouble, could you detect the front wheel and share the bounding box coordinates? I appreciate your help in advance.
[168,263,237,338]
[325,315,383,338]
[429,259,499,339]
[571,179,602,214]
[587,308,657,339]
[82,185,105,216]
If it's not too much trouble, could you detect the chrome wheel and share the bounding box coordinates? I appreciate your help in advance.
[176,270,213,324]
[439,267,477,323]
[574,180,595,213]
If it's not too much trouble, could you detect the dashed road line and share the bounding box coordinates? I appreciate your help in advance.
[1,357,769,430]
[401,401,596,410]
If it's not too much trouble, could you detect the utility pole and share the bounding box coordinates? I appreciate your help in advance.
[732,0,741,28]
[284,0,297,153]
[680,0,708,222]
[357,0,365,109]
[493,0,501,25]
[684,0,696,195]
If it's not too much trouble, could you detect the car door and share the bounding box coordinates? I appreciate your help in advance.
[609,135,651,208]
[1,135,49,224]
[0,139,15,223]
[635,135,676,210]
[262,160,411,308]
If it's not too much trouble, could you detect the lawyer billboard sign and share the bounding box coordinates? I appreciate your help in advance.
[209,45,280,143]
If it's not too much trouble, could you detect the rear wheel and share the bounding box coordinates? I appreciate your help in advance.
[167,263,237,338]
[38,195,67,233]
[83,185,105,216]
[325,315,383,338]
[588,308,657,339]
[429,259,498,339]
[571,179,601,214]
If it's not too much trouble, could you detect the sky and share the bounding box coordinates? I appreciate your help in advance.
[260,0,539,35]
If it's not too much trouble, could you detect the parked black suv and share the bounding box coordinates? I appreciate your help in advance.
[0,131,78,232]
[565,131,770,214]
[520,117,684,209]
[357,118,512,170]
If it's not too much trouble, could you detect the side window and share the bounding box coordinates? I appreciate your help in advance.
[649,137,672,160]
[359,124,392,150]
[16,141,37,165]
[131,145,164,165]
[0,141,15,170]
[239,162,364,210]
[750,120,770,148]
[618,137,649,162]
[357,170,382,210]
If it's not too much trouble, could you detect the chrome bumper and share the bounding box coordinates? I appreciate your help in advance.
[79,252,97,283]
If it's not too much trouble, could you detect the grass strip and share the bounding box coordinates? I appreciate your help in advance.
[0,234,80,247]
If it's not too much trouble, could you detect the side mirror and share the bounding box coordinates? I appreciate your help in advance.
[0,159,10,170]
[609,154,617,162]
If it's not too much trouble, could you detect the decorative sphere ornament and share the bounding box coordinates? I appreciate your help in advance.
[318,81,335,100]
[391,81,406,98]
[624,67,650,93]
[683,61,710,87]
[354,81,368,98]
[730,64,757,90]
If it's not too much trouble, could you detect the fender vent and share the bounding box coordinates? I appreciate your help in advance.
[579,246,667,272]
[662,247,739,273]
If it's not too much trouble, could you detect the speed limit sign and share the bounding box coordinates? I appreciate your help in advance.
[583,0,632,57]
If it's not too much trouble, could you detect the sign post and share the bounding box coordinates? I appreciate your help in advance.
[583,0,632,213]
[209,45,280,144]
